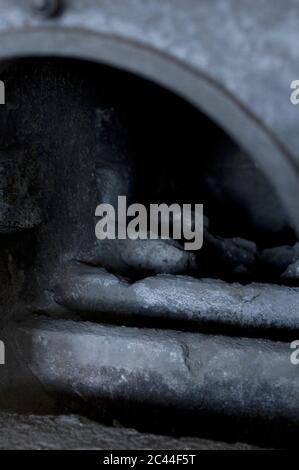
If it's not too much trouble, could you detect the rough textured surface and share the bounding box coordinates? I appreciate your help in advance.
[54,264,299,332]
[90,239,195,277]
[0,412,259,450]
[9,317,299,430]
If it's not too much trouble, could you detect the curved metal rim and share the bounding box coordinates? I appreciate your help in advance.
[0,27,298,233]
